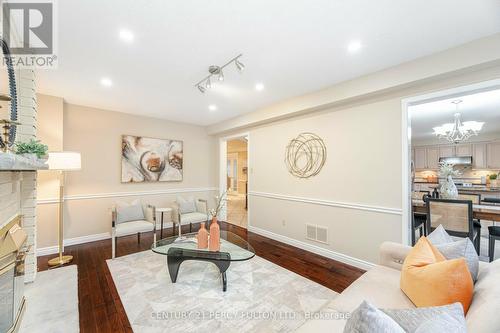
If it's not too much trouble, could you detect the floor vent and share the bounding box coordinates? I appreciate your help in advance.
[306,224,328,244]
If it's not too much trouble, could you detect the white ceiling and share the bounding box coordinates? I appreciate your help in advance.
[37,0,500,126]
[410,88,500,142]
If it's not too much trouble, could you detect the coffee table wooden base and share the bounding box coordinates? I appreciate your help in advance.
[166,247,231,291]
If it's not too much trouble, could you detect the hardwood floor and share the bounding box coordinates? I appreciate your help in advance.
[37,222,365,333]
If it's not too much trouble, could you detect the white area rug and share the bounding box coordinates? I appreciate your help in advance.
[107,250,338,332]
[20,265,79,333]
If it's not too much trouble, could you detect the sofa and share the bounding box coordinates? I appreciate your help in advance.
[297,242,500,332]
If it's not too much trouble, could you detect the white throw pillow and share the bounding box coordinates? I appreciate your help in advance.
[115,199,144,224]
[176,196,196,214]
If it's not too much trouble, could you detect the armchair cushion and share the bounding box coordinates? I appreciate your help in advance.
[116,200,145,224]
[115,220,154,237]
[179,212,208,225]
[176,196,196,214]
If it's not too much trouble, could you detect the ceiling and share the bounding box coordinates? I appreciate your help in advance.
[410,88,500,142]
[37,0,500,126]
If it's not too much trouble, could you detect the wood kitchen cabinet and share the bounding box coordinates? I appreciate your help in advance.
[487,142,500,169]
[414,147,427,170]
[426,147,440,169]
[473,143,487,169]
[439,145,455,158]
[455,144,472,157]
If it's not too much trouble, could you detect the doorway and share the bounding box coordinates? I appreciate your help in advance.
[220,134,249,229]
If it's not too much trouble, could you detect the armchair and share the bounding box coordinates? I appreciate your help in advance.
[111,203,156,259]
[171,198,208,236]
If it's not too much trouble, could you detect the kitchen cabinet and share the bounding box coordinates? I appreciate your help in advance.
[487,142,500,169]
[455,144,472,157]
[414,147,427,170]
[426,147,440,169]
[473,143,487,169]
[439,145,455,158]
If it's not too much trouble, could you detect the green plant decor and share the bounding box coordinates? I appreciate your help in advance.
[15,139,48,158]
[490,174,498,180]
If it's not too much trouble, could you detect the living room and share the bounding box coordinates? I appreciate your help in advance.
[1,1,500,332]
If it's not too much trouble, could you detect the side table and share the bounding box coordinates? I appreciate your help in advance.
[156,207,172,239]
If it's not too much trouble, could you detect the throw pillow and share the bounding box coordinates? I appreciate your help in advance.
[400,237,473,313]
[428,224,479,282]
[115,200,144,224]
[343,301,404,333]
[176,196,196,214]
[382,302,467,333]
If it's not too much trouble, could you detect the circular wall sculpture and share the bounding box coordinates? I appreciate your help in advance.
[285,132,327,179]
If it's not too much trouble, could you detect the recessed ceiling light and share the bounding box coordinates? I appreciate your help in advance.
[119,29,134,43]
[100,77,113,87]
[255,83,264,91]
[347,40,362,53]
[208,104,217,111]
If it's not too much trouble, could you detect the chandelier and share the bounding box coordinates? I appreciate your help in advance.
[432,100,484,144]
[194,54,245,93]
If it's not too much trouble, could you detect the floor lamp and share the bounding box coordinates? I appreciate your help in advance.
[47,151,81,267]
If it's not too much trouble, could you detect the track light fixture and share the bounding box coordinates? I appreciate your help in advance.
[194,54,244,93]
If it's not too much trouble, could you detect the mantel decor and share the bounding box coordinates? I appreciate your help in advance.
[285,132,327,179]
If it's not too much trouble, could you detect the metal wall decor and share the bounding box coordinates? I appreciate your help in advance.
[285,132,327,179]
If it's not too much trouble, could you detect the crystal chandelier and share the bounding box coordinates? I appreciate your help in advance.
[432,100,484,144]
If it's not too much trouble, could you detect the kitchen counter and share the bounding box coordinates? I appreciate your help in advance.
[456,187,500,193]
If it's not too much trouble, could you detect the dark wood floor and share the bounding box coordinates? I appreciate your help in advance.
[37,222,365,333]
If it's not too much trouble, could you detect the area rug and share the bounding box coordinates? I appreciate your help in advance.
[20,265,79,333]
[107,250,338,332]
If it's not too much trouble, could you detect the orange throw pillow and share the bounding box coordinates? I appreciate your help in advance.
[400,237,473,313]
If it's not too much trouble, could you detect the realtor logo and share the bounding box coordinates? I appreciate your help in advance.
[1,0,57,67]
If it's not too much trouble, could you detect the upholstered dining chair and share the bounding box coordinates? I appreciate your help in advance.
[426,198,480,254]
[171,197,208,236]
[111,202,156,259]
[488,226,500,262]
[411,191,429,245]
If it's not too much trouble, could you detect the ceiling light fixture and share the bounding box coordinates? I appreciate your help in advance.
[208,104,217,111]
[255,83,264,91]
[433,100,484,144]
[100,77,113,87]
[194,54,244,93]
[119,29,134,43]
[347,40,362,53]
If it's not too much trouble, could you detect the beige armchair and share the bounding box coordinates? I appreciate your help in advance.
[111,203,156,259]
[171,198,208,236]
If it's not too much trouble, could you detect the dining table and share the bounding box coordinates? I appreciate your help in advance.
[412,199,500,222]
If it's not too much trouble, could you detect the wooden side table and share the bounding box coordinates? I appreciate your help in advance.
[156,207,172,239]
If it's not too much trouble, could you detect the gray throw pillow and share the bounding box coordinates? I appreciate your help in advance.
[176,196,196,214]
[116,203,144,224]
[428,224,479,282]
[343,301,405,333]
[382,302,467,333]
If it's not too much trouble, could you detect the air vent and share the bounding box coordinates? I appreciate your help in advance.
[306,224,328,244]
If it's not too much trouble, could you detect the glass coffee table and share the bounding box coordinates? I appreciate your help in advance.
[151,231,255,291]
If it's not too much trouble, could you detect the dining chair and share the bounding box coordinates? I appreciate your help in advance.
[411,191,429,245]
[488,226,500,262]
[426,198,480,254]
[458,192,482,236]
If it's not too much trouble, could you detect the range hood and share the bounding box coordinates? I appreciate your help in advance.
[439,156,473,166]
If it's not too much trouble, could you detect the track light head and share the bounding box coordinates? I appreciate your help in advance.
[218,70,224,82]
[235,59,245,72]
[197,85,206,93]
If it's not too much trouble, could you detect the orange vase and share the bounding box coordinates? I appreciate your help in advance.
[209,217,220,251]
[197,222,208,249]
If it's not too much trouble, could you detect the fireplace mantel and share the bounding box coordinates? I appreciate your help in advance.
[0,152,48,171]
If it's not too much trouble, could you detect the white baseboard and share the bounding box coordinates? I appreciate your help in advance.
[36,232,111,256]
[248,225,375,271]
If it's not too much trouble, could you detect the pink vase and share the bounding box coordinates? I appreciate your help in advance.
[209,217,220,251]
[197,222,208,249]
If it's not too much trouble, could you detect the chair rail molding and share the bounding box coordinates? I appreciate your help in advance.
[248,191,402,215]
[37,187,218,205]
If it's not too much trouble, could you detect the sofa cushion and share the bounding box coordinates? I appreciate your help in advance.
[179,212,208,224]
[427,224,453,244]
[344,301,404,333]
[400,237,473,313]
[115,220,153,237]
[466,259,500,333]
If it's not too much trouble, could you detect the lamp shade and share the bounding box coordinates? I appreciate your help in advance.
[47,152,81,171]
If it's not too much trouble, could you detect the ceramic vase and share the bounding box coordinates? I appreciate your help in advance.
[209,216,220,251]
[197,222,208,249]
[440,175,458,199]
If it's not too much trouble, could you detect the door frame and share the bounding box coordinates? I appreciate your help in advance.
[219,132,250,226]
[401,78,500,245]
